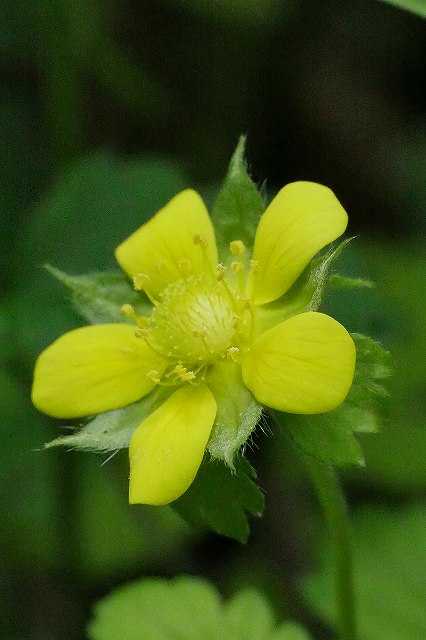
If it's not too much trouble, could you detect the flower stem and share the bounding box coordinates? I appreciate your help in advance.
[303,456,357,640]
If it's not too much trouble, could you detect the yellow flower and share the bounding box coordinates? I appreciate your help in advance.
[32,182,356,506]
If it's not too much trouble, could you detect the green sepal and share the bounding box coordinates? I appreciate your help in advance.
[255,239,352,335]
[275,334,392,467]
[88,576,312,640]
[173,456,264,542]
[212,135,264,259]
[206,360,263,467]
[348,333,393,433]
[45,386,172,452]
[45,265,151,324]
[328,274,375,289]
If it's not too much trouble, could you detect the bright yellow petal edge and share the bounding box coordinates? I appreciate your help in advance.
[115,189,218,298]
[242,312,356,414]
[250,182,348,305]
[129,384,217,505]
[31,324,166,419]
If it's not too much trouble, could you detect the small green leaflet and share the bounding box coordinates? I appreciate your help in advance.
[45,266,151,324]
[212,135,264,259]
[46,386,172,452]
[276,334,392,467]
[173,456,264,543]
[88,576,311,640]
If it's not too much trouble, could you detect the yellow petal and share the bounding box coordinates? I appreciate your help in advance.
[32,324,165,418]
[250,182,348,305]
[115,190,218,297]
[242,312,355,414]
[129,384,216,505]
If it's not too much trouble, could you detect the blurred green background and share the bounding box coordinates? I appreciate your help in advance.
[1,1,425,639]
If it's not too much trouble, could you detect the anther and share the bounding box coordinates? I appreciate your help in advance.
[231,261,243,274]
[216,264,226,281]
[134,327,149,339]
[178,259,192,275]
[230,240,245,255]
[173,364,196,382]
[133,272,150,291]
[232,314,242,329]
[121,303,136,319]
[249,259,259,273]
[155,260,167,274]
[227,346,240,362]
[193,233,208,248]
[146,369,161,383]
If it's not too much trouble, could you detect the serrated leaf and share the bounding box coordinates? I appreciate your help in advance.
[304,504,426,640]
[46,266,151,324]
[212,136,264,257]
[275,333,392,467]
[46,386,172,452]
[206,360,262,467]
[347,333,392,433]
[88,576,312,640]
[278,409,365,468]
[173,456,264,542]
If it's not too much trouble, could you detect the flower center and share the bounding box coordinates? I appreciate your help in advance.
[149,273,238,363]
[123,238,256,385]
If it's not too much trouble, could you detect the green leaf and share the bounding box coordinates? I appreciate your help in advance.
[46,386,172,452]
[212,136,264,257]
[225,589,275,639]
[45,266,151,324]
[275,333,392,467]
[347,334,392,433]
[377,0,426,19]
[278,409,365,468]
[304,504,426,640]
[173,456,264,542]
[206,360,262,467]
[88,576,312,640]
[88,576,223,640]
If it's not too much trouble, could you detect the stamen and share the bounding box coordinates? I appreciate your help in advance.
[133,272,158,305]
[249,259,259,273]
[178,259,192,276]
[134,327,149,339]
[133,272,150,291]
[226,346,240,362]
[121,303,136,319]
[173,364,196,382]
[216,264,226,281]
[193,233,208,248]
[146,369,161,383]
[155,260,168,274]
[230,240,245,255]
